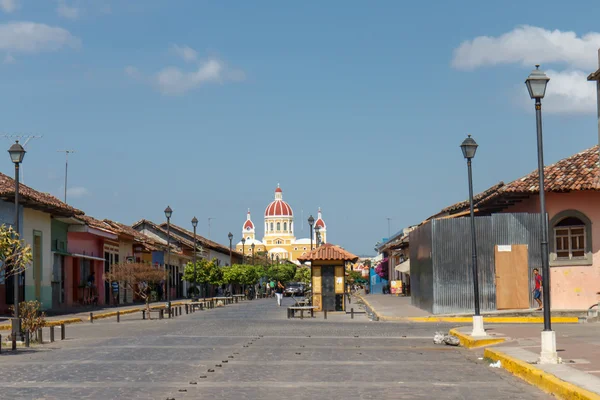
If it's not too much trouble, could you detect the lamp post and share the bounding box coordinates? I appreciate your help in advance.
[271,253,274,264]
[308,215,314,250]
[241,237,246,264]
[460,134,485,337]
[8,141,25,342]
[251,243,255,265]
[192,216,198,297]
[228,232,233,266]
[525,64,557,364]
[164,206,172,309]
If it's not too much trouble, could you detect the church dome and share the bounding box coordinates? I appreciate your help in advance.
[265,185,293,217]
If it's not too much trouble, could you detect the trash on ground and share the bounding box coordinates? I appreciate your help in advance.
[443,335,460,346]
[433,332,445,345]
[489,360,502,368]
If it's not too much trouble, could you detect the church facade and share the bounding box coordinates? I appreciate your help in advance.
[236,185,327,264]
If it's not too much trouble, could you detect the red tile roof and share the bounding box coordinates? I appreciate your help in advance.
[297,243,358,262]
[0,172,82,216]
[503,146,600,193]
[432,146,600,219]
[76,215,117,234]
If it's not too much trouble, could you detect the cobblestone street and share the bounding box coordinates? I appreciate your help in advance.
[0,298,551,400]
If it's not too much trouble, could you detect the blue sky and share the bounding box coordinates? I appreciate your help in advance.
[1,0,599,255]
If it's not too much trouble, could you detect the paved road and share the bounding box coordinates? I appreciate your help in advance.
[0,298,551,400]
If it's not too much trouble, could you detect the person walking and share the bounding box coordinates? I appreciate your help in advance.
[275,281,285,306]
[533,268,543,310]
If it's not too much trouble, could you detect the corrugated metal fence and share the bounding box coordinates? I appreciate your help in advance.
[410,213,542,314]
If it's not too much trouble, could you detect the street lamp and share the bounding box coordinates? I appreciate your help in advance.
[164,206,172,308]
[525,64,556,364]
[241,237,246,264]
[8,140,25,343]
[251,243,255,265]
[271,253,274,264]
[192,216,198,297]
[228,232,233,266]
[308,215,314,250]
[460,134,485,337]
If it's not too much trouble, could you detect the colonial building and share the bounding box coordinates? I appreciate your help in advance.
[236,185,327,264]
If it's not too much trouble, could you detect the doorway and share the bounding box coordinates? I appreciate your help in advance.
[495,244,529,309]
[321,267,335,311]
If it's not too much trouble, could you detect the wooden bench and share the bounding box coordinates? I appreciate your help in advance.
[287,306,316,319]
[189,301,208,311]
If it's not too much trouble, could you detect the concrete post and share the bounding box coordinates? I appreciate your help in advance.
[50,326,55,342]
[60,324,65,340]
[90,312,94,323]
[117,311,120,323]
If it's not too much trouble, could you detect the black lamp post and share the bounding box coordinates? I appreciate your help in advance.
[460,134,485,337]
[251,243,255,265]
[271,253,274,264]
[164,206,172,307]
[192,216,198,297]
[228,232,233,266]
[8,141,25,342]
[525,64,556,364]
[308,215,314,250]
[241,237,246,264]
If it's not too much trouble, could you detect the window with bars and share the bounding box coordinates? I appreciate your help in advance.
[554,217,585,260]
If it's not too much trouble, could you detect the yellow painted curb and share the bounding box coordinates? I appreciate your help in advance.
[448,328,505,349]
[484,348,600,400]
[355,294,383,320]
[0,317,83,331]
[410,316,579,324]
[87,308,142,320]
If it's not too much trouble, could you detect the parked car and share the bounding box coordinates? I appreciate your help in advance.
[284,282,304,297]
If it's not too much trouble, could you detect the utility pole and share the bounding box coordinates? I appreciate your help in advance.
[208,217,216,239]
[57,150,75,203]
[1,134,43,184]
[386,217,393,238]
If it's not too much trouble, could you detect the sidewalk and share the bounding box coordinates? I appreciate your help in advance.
[452,323,600,399]
[358,293,582,323]
[0,299,192,330]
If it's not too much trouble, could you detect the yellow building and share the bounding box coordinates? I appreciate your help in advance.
[236,185,327,264]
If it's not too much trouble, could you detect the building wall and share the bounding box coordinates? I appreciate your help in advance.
[23,208,52,310]
[67,232,106,306]
[500,191,600,309]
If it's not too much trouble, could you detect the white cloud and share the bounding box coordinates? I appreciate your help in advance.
[57,0,80,20]
[0,0,18,13]
[515,69,597,114]
[124,65,140,78]
[155,59,223,95]
[3,54,15,64]
[66,186,89,198]
[171,44,197,62]
[452,26,600,70]
[453,25,600,114]
[0,22,80,53]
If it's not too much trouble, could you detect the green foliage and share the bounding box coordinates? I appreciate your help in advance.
[0,224,33,278]
[293,266,311,285]
[10,300,46,342]
[184,258,223,286]
[222,264,263,286]
[347,270,367,284]
[266,264,297,283]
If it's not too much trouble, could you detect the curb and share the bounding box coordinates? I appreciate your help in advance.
[484,348,600,400]
[448,328,505,349]
[0,317,83,331]
[87,308,142,321]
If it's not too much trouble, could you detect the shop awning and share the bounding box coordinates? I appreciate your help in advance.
[394,259,410,274]
[71,253,106,262]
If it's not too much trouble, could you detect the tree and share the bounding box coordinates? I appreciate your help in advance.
[347,270,367,284]
[266,264,297,283]
[0,224,33,278]
[183,259,222,298]
[104,262,165,316]
[293,266,311,285]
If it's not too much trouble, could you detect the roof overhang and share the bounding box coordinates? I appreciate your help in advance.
[68,224,118,240]
[71,253,106,262]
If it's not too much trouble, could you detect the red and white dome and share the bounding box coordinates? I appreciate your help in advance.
[315,208,326,228]
[243,210,255,230]
[265,185,293,217]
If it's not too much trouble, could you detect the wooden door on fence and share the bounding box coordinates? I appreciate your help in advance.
[495,244,529,310]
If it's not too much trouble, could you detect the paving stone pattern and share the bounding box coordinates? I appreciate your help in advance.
[0,298,552,399]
